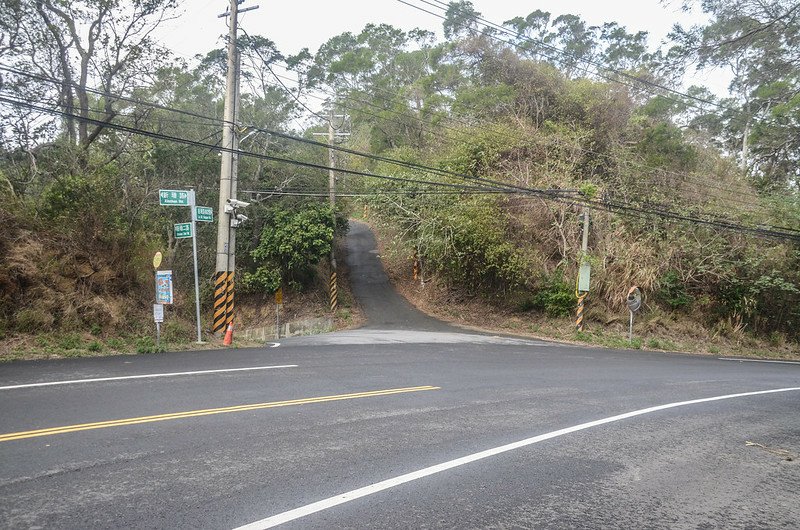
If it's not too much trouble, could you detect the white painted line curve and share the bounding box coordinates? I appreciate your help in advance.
[719,357,800,365]
[233,386,800,530]
[0,365,298,390]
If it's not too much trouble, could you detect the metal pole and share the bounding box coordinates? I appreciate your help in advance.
[275,303,280,340]
[156,322,161,348]
[189,190,203,343]
[629,310,634,343]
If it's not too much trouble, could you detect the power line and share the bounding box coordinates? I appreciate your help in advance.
[0,94,524,194]
[1,62,767,214]
[237,26,342,130]
[263,60,769,205]
[0,65,576,198]
[3,93,798,242]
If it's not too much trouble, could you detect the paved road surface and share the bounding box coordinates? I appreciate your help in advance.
[1,222,798,529]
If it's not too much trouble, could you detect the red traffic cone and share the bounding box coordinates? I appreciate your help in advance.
[223,322,234,346]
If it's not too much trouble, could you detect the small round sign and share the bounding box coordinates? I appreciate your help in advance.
[152,251,163,269]
[626,286,642,312]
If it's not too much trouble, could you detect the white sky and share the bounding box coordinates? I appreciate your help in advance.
[154,0,728,94]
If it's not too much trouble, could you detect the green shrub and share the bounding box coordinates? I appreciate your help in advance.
[87,341,103,352]
[657,270,693,310]
[57,334,83,350]
[246,202,340,292]
[107,338,126,351]
[530,273,574,317]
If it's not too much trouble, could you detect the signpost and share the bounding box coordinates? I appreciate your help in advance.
[157,189,213,344]
[626,286,642,343]
[153,303,164,347]
[275,288,283,340]
[153,252,164,348]
[187,190,203,344]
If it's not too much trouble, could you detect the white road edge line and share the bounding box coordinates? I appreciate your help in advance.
[719,358,800,365]
[0,365,298,390]
[233,386,800,530]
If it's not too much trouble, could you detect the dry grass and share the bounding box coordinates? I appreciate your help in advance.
[369,217,800,361]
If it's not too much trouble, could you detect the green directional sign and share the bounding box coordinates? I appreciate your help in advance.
[159,189,190,206]
[174,222,193,239]
[195,206,213,222]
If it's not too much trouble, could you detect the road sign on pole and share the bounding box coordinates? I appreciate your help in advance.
[153,303,164,323]
[174,223,193,239]
[627,286,642,343]
[195,206,213,222]
[159,189,190,206]
[155,270,174,305]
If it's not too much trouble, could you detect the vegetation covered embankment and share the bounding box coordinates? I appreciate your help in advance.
[0,0,798,358]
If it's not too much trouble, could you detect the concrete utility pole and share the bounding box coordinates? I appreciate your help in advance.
[313,113,348,313]
[575,206,590,332]
[213,0,258,336]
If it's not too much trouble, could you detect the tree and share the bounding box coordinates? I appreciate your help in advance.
[667,0,800,189]
[1,0,179,148]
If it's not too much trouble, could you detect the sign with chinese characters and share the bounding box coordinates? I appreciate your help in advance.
[174,222,193,239]
[155,270,174,305]
[195,206,213,222]
[153,303,164,323]
[159,189,190,206]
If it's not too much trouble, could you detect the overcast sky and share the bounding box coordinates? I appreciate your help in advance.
[153,0,726,94]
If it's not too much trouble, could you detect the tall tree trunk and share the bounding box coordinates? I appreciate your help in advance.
[740,119,750,172]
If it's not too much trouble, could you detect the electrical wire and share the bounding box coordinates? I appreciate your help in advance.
[4,93,798,242]
[0,65,575,198]
[263,60,769,205]
[1,62,765,209]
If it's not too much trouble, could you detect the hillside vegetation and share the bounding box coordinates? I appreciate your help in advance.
[0,0,798,357]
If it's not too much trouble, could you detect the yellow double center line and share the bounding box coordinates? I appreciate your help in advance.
[0,385,440,442]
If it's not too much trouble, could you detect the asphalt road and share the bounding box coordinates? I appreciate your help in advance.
[1,222,798,529]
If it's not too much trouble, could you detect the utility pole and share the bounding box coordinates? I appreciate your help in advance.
[576,206,590,332]
[313,113,348,313]
[213,0,258,336]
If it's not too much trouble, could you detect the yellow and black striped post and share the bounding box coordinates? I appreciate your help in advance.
[225,270,235,326]
[329,271,338,312]
[576,292,587,332]
[412,250,419,281]
[213,271,228,334]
